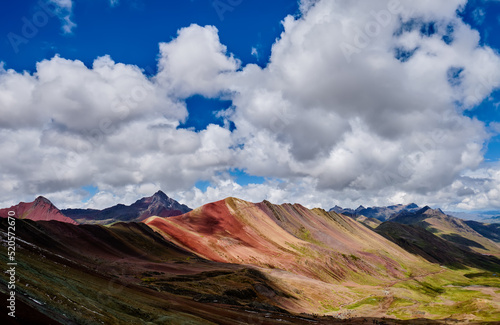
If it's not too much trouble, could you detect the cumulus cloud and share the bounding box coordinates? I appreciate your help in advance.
[0,55,186,130]
[156,24,240,98]
[0,25,236,207]
[1,1,500,212]
[225,0,498,197]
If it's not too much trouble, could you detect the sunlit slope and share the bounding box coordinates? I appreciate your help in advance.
[145,197,437,284]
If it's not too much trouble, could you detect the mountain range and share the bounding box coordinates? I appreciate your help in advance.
[445,210,500,224]
[61,190,191,224]
[1,194,500,324]
[331,203,420,221]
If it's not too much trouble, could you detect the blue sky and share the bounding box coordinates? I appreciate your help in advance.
[1,0,298,72]
[459,0,500,162]
[1,0,500,211]
[0,0,299,196]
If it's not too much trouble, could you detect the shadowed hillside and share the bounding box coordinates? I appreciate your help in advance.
[464,220,500,243]
[376,222,500,272]
[389,207,500,256]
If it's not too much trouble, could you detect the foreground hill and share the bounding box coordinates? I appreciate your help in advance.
[1,196,500,323]
[389,207,500,256]
[143,198,500,321]
[0,219,335,324]
[1,218,472,325]
[0,196,77,225]
[62,190,191,224]
[145,197,436,284]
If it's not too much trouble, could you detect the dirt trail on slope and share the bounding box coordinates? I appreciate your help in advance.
[385,268,447,288]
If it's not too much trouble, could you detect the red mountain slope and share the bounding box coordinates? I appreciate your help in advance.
[0,196,78,225]
[145,197,433,284]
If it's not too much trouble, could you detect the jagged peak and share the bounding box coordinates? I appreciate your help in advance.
[34,196,53,205]
[418,206,432,213]
[152,190,169,199]
[406,203,419,209]
[416,206,448,218]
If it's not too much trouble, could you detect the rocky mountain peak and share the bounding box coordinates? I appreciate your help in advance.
[152,190,169,200]
[34,196,53,206]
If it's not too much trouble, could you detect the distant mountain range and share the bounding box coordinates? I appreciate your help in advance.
[335,203,500,255]
[330,203,420,221]
[0,191,190,226]
[445,210,500,224]
[62,190,191,224]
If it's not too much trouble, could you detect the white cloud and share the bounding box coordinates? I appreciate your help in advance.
[473,7,486,25]
[251,47,259,59]
[45,0,124,34]
[0,55,186,130]
[156,24,240,98]
[224,0,498,196]
[490,122,500,134]
[2,2,500,212]
[49,0,76,34]
[0,26,237,208]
